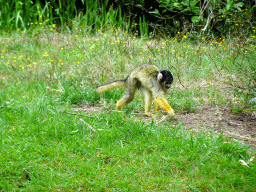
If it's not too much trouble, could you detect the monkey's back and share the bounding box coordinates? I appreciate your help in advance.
[128,64,160,79]
[126,64,160,90]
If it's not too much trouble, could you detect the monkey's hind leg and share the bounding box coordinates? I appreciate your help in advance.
[116,78,137,111]
[116,89,136,110]
[141,88,153,116]
[154,97,175,116]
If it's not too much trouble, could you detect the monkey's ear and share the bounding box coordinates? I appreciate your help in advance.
[157,72,163,82]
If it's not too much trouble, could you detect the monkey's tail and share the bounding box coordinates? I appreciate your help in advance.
[96,80,126,93]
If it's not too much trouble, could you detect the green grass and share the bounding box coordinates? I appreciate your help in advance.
[0,26,256,191]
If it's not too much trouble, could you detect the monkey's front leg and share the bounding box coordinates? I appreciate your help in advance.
[154,97,175,116]
[141,88,153,116]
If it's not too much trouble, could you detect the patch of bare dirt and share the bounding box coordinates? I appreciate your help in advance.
[72,105,256,147]
[174,106,256,147]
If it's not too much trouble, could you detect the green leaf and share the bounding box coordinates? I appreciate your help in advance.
[173,2,181,9]
[191,16,200,23]
[149,9,160,15]
[234,2,244,11]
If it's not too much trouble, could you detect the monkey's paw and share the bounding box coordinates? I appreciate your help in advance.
[168,108,175,116]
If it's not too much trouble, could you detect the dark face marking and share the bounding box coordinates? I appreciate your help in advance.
[159,70,173,89]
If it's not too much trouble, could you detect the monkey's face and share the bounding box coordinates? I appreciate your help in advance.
[158,70,173,90]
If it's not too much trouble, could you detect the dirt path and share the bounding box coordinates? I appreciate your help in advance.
[73,105,256,148]
[174,106,256,147]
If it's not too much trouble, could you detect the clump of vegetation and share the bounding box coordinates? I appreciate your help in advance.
[0,0,255,191]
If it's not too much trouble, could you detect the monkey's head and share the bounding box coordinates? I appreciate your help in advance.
[157,70,173,90]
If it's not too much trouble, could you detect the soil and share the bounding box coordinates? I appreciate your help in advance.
[72,105,256,148]
[174,106,256,148]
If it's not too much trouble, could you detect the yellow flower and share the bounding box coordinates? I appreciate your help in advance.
[172,50,175,52]
[19,65,24,69]
[43,52,49,56]
[2,50,6,52]
[1,56,4,58]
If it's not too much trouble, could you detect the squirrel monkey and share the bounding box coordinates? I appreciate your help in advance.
[96,64,175,116]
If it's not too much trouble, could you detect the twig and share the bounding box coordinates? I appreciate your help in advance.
[168,63,185,88]
[223,131,256,142]
[66,112,86,116]
[79,118,96,132]
[205,54,223,77]
[46,87,64,93]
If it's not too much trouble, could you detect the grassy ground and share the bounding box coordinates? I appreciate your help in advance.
[0,26,256,191]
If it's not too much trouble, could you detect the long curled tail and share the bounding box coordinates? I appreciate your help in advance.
[96,80,126,93]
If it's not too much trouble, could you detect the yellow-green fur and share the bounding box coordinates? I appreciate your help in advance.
[96,64,174,116]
